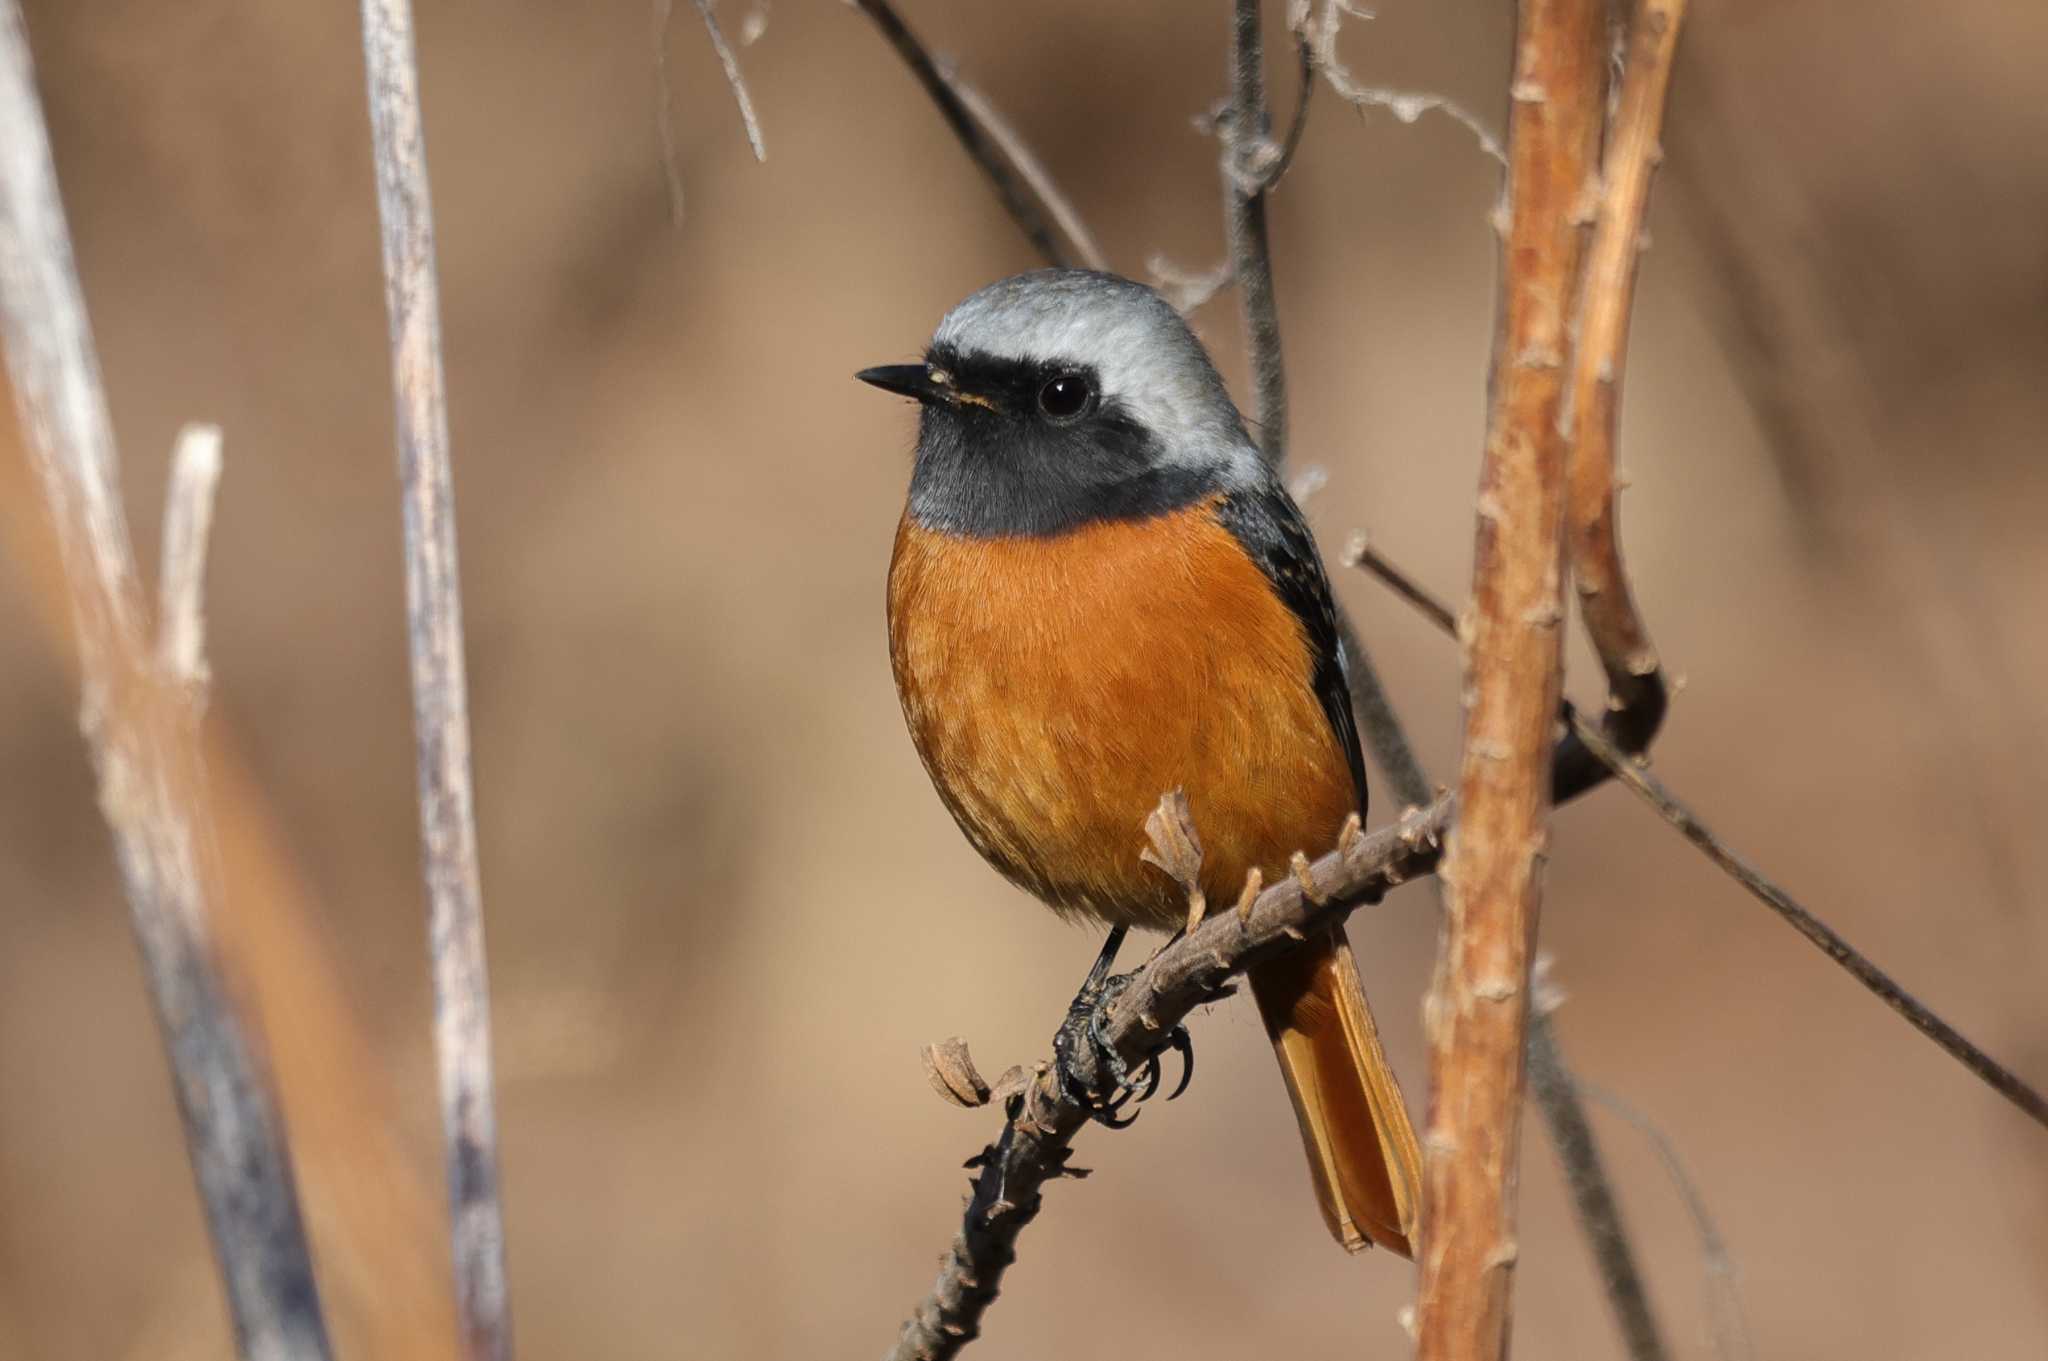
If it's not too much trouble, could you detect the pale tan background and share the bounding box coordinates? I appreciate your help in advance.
[2,2,2044,1358]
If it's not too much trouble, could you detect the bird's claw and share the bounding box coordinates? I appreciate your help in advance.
[1164,1024,1195,1100]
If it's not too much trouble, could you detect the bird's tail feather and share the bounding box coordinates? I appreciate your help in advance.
[1249,929,1422,1256]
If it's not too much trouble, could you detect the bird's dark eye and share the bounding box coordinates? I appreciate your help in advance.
[1036,373,1093,420]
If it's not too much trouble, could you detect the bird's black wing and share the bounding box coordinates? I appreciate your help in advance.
[1213,481,1370,819]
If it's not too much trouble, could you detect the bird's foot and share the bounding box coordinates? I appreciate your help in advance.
[1051,953,1197,1126]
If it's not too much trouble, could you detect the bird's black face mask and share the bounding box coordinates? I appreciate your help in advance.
[891,345,1211,538]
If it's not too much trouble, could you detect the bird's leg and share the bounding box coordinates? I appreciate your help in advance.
[1054,925,1131,1119]
[1079,924,1127,996]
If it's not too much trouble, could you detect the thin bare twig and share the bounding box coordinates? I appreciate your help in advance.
[947,74,1108,272]
[1259,0,1317,193]
[653,0,768,224]
[692,0,767,162]
[1569,713,2048,1130]
[1223,0,1287,464]
[1350,545,2048,1132]
[0,7,331,1357]
[1414,2,1602,1358]
[1579,1081,1756,1361]
[653,0,688,221]
[1345,532,1454,633]
[1525,1022,1669,1361]
[852,0,1069,269]
[358,4,513,1359]
[1220,2,1449,873]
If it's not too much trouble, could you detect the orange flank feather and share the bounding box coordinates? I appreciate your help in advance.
[888,497,1422,1255]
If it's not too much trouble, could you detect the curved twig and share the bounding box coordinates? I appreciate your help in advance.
[1256,4,1316,194]
[1305,0,1506,163]
[1565,0,1685,759]
[1578,1081,1757,1361]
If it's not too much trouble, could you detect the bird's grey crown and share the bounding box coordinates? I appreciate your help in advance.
[930,269,1263,486]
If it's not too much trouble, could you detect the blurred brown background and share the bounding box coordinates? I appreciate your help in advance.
[2,2,2044,1357]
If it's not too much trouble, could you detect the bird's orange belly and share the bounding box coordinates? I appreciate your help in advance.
[888,499,1357,929]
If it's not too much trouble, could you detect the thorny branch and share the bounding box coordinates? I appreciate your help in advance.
[1348,571,1670,1361]
[1412,3,1603,1360]
[358,4,514,1359]
[1524,8,1692,1352]
[0,7,332,1358]
[887,793,1457,1361]
[1239,19,1663,1351]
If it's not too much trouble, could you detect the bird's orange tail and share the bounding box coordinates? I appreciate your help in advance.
[1249,929,1422,1256]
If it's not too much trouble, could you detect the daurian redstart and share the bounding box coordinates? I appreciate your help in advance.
[860,269,1421,1255]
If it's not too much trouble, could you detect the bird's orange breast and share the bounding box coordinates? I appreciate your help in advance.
[888,498,1357,929]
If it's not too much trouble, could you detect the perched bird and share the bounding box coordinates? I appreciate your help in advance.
[860,269,1421,1256]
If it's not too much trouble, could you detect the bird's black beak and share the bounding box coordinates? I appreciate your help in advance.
[856,364,945,404]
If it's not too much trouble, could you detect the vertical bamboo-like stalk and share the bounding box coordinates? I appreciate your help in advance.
[357,4,513,1359]
[1414,1,1603,1357]
[0,6,331,1358]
